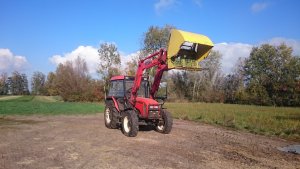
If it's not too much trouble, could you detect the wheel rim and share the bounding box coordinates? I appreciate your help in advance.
[105,108,111,124]
[157,121,164,131]
[123,116,131,133]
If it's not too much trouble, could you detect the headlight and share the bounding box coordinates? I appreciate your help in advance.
[149,105,159,109]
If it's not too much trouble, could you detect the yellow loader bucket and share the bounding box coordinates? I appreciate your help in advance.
[167,29,214,70]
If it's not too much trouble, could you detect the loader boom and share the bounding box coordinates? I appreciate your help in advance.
[130,29,214,105]
[129,49,168,105]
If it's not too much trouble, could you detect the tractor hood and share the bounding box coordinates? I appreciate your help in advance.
[135,97,159,105]
[135,97,159,118]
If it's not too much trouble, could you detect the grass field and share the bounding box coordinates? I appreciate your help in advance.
[0,95,104,115]
[166,102,300,141]
[1,96,299,141]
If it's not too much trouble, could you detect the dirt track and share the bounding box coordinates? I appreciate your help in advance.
[0,114,299,169]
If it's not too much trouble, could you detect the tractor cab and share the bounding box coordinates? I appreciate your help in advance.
[107,75,149,99]
[107,75,160,119]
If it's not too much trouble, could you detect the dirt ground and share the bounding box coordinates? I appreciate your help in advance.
[0,114,299,169]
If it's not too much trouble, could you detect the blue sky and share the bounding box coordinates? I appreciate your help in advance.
[1,0,300,76]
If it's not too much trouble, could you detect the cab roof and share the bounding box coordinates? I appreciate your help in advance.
[110,75,134,81]
[110,76,149,81]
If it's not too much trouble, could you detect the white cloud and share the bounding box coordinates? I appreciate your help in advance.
[154,0,176,15]
[49,45,140,74]
[0,48,29,73]
[49,46,99,74]
[251,2,269,13]
[214,43,253,74]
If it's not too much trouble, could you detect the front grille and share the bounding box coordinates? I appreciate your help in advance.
[148,109,160,119]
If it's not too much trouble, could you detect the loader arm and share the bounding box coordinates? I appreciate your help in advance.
[129,29,214,105]
[129,49,168,105]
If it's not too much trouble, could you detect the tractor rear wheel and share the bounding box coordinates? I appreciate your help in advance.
[156,110,173,134]
[104,105,118,129]
[121,110,139,137]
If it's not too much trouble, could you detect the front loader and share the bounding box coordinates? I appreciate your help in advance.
[104,29,214,137]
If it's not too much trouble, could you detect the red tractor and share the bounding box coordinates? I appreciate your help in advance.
[104,29,213,137]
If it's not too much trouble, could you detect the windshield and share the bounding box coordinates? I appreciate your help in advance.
[125,80,149,98]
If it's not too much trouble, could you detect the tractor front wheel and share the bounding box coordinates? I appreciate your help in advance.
[121,110,139,137]
[156,110,173,134]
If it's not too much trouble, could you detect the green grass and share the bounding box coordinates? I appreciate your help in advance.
[0,96,104,115]
[165,102,300,141]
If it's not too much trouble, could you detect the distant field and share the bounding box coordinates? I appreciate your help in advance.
[0,96,104,115]
[166,102,300,141]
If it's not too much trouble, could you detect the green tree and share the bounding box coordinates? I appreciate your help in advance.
[55,56,92,101]
[223,74,239,103]
[0,73,8,95]
[243,43,300,106]
[31,71,46,95]
[44,72,59,96]
[97,42,121,89]
[140,25,176,77]
[223,58,246,103]
[7,71,29,95]
[170,71,189,99]
[190,51,224,102]
[21,73,30,95]
[142,25,175,54]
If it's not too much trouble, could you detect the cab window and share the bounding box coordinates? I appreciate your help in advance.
[108,80,124,97]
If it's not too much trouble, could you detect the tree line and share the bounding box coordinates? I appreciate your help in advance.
[0,25,299,106]
[169,44,300,106]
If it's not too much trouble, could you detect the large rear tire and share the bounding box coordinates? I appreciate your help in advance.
[104,105,118,129]
[156,110,173,134]
[121,110,139,137]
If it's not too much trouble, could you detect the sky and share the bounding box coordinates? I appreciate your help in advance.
[1,0,300,78]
